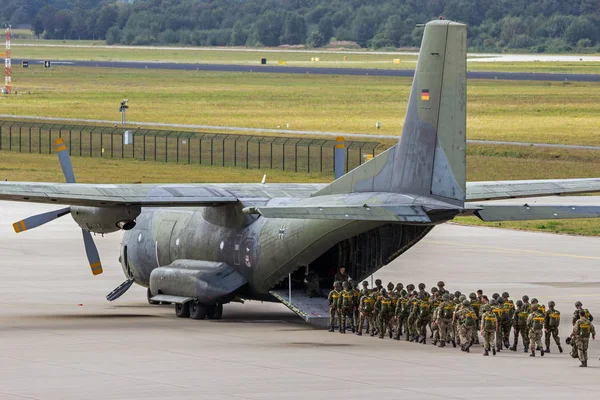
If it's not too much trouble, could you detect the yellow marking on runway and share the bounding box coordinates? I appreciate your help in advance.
[423,240,600,260]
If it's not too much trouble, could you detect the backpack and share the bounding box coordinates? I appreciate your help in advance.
[548,311,561,328]
[419,301,431,318]
[442,304,454,319]
[492,307,504,321]
[503,301,514,313]
[380,299,391,313]
[342,292,353,307]
[584,309,592,321]
[579,321,591,339]
[532,314,544,330]
[538,304,546,314]
[471,301,481,315]
[464,311,477,327]
[483,314,497,330]
[517,311,529,327]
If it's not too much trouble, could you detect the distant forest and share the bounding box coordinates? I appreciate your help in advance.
[2,0,600,52]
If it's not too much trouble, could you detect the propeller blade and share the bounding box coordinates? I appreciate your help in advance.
[82,229,103,275]
[55,138,76,183]
[13,207,71,233]
[106,278,135,301]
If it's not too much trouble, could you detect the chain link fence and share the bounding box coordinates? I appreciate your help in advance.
[0,120,383,175]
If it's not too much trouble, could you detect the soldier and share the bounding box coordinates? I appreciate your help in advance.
[511,299,530,353]
[476,289,484,302]
[522,295,531,310]
[499,296,513,349]
[453,294,467,346]
[530,298,545,314]
[415,293,431,343]
[374,279,383,292]
[455,299,477,352]
[360,280,370,297]
[376,289,393,339]
[430,291,442,345]
[480,304,498,356]
[350,280,361,331]
[394,283,404,295]
[304,270,323,298]
[357,286,376,336]
[570,310,596,367]
[327,281,341,332]
[469,292,482,345]
[490,299,504,352]
[492,293,500,302]
[393,289,409,340]
[527,304,545,357]
[544,300,563,353]
[437,281,447,295]
[334,267,349,284]
[339,281,355,333]
[436,293,456,347]
[572,301,594,325]
[417,283,430,300]
[405,291,419,341]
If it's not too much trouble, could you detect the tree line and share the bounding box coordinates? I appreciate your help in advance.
[2,0,600,52]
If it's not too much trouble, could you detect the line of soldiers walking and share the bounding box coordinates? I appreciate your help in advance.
[327,279,596,367]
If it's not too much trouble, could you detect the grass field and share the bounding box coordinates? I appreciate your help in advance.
[2,66,600,146]
[11,42,600,74]
[2,146,600,235]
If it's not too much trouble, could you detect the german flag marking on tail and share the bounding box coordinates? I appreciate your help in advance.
[13,220,26,233]
[421,89,430,101]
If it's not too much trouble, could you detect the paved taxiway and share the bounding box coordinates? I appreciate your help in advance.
[13,58,600,82]
[1,201,599,400]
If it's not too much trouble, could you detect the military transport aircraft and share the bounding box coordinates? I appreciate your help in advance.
[2,20,600,323]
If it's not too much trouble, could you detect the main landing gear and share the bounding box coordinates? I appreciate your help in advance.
[175,300,223,320]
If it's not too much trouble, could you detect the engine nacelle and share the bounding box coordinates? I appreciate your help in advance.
[71,205,141,234]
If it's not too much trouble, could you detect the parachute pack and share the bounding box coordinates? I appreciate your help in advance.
[548,311,561,328]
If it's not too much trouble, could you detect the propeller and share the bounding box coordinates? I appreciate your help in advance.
[12,138,103,275]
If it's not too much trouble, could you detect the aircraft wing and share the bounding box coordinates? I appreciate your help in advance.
[0,182,238,207]
[467,204,600,222]
[466,179,600,201]
[251,205,431,223]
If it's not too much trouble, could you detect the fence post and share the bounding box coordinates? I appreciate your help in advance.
[164,134,168,162]
[9,123,12,151]
[222,137,225,167]
[245,137,249,169]
[294,141,298,172]
[154,136,157,161]
[210,137,214,166]
[18,125,22,152]
[320,143,323,173]
[270,142,273,169]
[143,132,147,161]
[68,129,72,155]
[29,127,32,153]
[199,135,202,164]
[233,137,237,167]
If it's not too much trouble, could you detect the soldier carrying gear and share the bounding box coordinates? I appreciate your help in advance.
[374,279,383,292]
[414,292,431,344]
[476,289,484,302]
[490,299,504,352]
[570,310,596,367]
[480,304,498,356]
[338,281,355,334]
[512,299,530,353]
[436,293,456,348]
[357,288,376,336]
[360,281,370,296]
[375,289,393,339]
[469,292,482,345]
[350,279,361,331]
[492,293,500,300]
[527,304,545,357]
[328,282,342,332]
[395,283,404,294]
[573,301,594,325]
[455,299,476,352]
[334,267,349,284]
[499,296,513,349]
[393,290,409,340]
[544,300,563,354]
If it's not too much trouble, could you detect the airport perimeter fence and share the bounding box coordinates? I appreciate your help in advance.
[0,120,384,175]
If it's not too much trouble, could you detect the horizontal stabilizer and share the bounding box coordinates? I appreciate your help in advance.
[467,178,600,201]
[253,205,431,223]
[473,204,600,222]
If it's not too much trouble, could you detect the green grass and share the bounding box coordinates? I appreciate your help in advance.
[11,42,600,74]
[2,66,600,146]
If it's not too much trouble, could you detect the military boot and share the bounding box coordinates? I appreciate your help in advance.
[389,330,392,339]
[510,345,517,351]
[483,348,489,356]
[544,347,550,354]
[439,340,445,348]
[558,345,563,353]
[492,347,496,356]
[451,339,457,348]
[524,346,529,353]
[530,350,535,357]
[369,331,375,337]
[504,340,510,349]
[356,331,362,336]
[328,326,334,332]
[540,349,544,356]
[580,360,586,367]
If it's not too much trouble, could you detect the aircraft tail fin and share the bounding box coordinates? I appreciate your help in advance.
[314,20,467,206]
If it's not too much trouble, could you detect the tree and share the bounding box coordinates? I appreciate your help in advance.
[32,17,44,38]
[96,4,119,39]
[281,13,306,45]
[105,26,121,44]
[306,29,324,48]
[230,21,248,46]
[254,11,283,46]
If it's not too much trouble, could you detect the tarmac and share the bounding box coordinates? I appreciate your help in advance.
[1,201,600,399]
[13,58,600,82]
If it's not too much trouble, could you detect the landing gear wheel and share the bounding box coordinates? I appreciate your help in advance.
[207,303,223,320]
[147,288,160,305]
[175,302,190,318]
[189,300,208,320]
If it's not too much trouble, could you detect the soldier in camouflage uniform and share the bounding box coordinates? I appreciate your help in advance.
[544,300,563,353]
[437,281,447,296]
[572,301,594,325]
[469,292,482,345]
[414,292,431,344]
[480,304,498,356]
[374,279,383,292]
[356,285,376,336]
[490,299,504,352]
[511,299,530,353]
[327,281,341,332]
[405,291,419,341]
[570,310,596,367]
[375,289,393,339]
[527,303,545,356]
[350,280,361,331]
[436,293,456,347]
[339,281,355,333]
[417,283,430,300]
[393,289,408,340]
[455,299,477,352]
[430,291,442,345]
[501,292,515,349]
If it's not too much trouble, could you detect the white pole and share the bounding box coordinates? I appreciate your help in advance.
[288,273,292,304]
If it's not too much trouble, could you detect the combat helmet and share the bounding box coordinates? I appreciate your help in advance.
[442,293,450,301]
[387,282,394,291]
[362,281,369,287]
[469,293,477,300]
[431,287,438,293]
[395,283,404,290]
[497,297,505,304]
[406,284,415,291]
[575,301,583,308]
[375,279,382,286]
[531,298,538,304]
[490,299,498,306]
[418,283,426,290]
[462,300,470,306]
[333,281,341,290]
[548,301,555,308]
[437,280,445,288]
[459,294,466,302]
[342,281,349,289]
[522,295,529,302]
[454,291,461,298]
[349,279,357,288]
[516,300,523,307]
[531,304,539,312]
[380,288,387,296]
[502,292,510,298]
[400,289,407,297]
[492,293,500,300]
